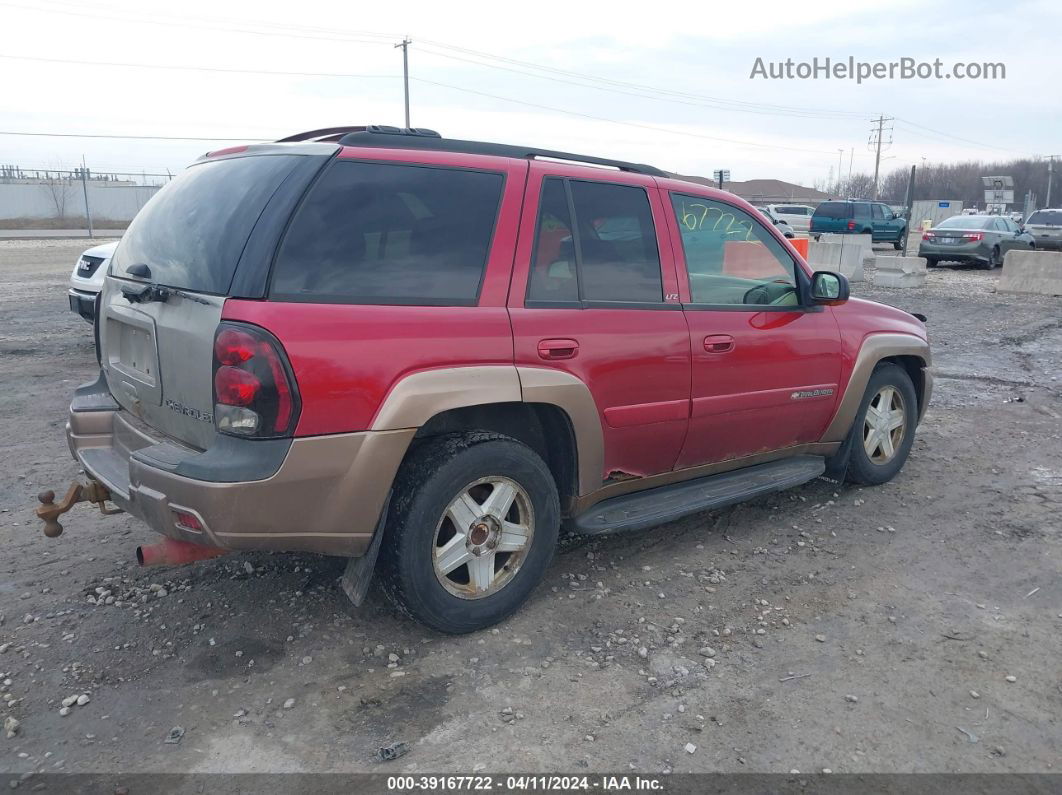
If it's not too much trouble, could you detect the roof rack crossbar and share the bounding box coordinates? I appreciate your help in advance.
[276,126,370,143]
[334,130,665,176]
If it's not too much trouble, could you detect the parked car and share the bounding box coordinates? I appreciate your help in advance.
[810,200,907,249]
[761,203,814,232]
[1023,209,1062,251]
[757,207,796,238]
[68,240,119,322]
[918,214,1035,268]
[40,126,932,634]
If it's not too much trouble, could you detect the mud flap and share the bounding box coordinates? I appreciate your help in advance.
[823,429,855,483]
[340,492,391,607]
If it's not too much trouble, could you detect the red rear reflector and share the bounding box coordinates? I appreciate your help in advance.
[214,366,260,406]
[847,220,856,230]
[922,231,934,240]
[173,509,203,531]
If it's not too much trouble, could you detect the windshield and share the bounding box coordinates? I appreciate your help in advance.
[1027,210,1062,225]
[111,155,300,294]
[937,216,992,230]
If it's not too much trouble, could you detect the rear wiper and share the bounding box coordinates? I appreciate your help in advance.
[120,282,211,306]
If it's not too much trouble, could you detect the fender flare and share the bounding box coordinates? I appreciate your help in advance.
[821,333,931,443]
[370,365,605,497]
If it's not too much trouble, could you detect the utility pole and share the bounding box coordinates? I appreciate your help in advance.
[1046,155,1059,207]
[395,37,412,128]
[836,148,844,192]
[901,165,916,257]
[80,155,93,240]
[868,115,894,200]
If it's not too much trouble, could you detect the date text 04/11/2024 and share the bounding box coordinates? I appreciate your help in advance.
[385,775,664,791]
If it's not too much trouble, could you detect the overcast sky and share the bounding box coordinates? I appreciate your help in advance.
[1,0,1058,186]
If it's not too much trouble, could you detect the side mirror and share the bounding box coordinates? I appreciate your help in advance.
[811,271,849,304]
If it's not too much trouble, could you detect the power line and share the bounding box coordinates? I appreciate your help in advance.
[0,54,839,154]
[2,0,867,122]
[0,130,271,142]
[893,119,1032,157]
[0,53,398,81]
[414,45,865,121]
[411,77,840,155]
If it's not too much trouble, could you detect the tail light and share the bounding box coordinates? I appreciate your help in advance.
[922,231,935,240]
[962,232,984,241]
[212,323,299,438]
[847,220,856,230]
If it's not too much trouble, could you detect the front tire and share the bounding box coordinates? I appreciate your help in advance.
[846,363,918,486]
[378,433,559,634]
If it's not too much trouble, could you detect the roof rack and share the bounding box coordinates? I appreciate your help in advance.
[335,126,666,176]
[276,126,369,143]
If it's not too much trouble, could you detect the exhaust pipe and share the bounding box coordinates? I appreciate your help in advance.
[136,537,228,567]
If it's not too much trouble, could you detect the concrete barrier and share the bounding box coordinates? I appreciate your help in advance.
[997,250,1062,296]
[820,232,874,267]
[875,256,927,288]
[838,244,865,283]
[807,240,841,269]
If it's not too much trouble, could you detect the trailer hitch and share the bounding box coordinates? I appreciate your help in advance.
[36,480,123,538]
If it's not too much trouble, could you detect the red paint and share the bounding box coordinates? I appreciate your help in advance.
[508,163,691,479]
[136,537,227,566]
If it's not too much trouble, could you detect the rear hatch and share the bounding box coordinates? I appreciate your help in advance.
[1025,209,1062,243]
[810,201,851,233]
[98,149,329,450]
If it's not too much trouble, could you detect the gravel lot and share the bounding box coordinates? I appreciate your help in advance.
[0,239,1059,779]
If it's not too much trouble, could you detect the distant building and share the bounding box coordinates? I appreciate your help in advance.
[670,174,831,205]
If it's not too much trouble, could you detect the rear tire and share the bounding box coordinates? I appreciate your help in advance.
[924,257,939,267]
[845,363,918,486]
[378,433,559,634]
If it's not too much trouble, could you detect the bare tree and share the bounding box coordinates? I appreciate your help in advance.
[39,171,74,220]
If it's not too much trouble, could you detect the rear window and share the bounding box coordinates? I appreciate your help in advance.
[111,155,300,294]
[1027,210,1062,225]
[938,216,992,229]
[270,161,503,305]
[813,202,850,219]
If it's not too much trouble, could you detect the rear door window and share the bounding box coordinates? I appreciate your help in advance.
[111,154,301,294]
[271,161,504,305]
[853,202,872,218]
[526,178,663,305]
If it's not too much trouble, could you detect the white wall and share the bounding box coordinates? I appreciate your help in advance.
[911,200,964,230]
[0,182,160,222]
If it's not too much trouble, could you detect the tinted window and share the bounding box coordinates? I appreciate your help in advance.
[526,179,663,304]
[1028,210,1062,225]
[776,205,805,215]
[112,155,300,294]
[671,194,799,307]
[853,202,872,217]
[271,161,503,305]
[813,202,850,219]
[527,178,578,303]
[872,204,887,220]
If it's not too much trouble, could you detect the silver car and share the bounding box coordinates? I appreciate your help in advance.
[918,214,1034,269]
[1024,209,1062,251]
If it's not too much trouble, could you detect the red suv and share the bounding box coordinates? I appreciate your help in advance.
[42,126,932,633]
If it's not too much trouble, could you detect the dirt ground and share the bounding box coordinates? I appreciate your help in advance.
[0,239,1059,780]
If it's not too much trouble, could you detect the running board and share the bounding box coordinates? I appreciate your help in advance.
[572,455,826,536]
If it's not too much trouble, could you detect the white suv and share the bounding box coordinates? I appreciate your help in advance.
[68,240,118,322]
[763,204,815,232]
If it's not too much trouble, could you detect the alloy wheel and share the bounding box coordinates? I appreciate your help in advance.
[863,386,907,464]
[432,477,534,599]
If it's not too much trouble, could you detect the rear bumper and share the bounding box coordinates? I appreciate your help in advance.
[68,289,96,323]
[1031,238,1062,251]
[918,242,989,262]
[66,374,413,557]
